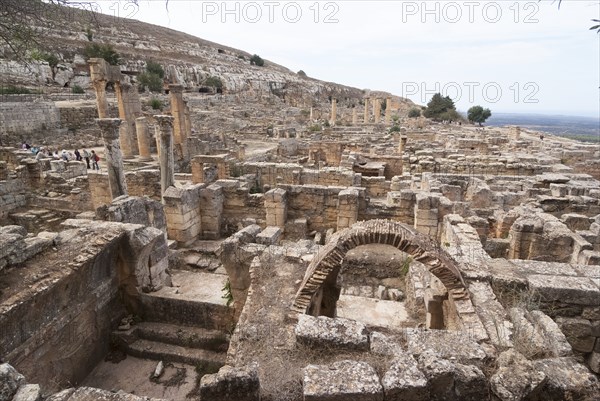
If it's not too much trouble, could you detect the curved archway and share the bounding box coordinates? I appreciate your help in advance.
[291,219,469,314]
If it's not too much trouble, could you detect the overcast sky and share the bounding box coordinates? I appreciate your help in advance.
[105,0,598,117]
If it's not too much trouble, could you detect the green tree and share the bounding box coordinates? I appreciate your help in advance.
[467,105,492,126]
[408,108,421,118]
[250,54,264,66]
[423,93,463,122]
[84,43,120,65]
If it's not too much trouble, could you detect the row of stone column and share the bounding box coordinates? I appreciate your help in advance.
[328,97,394,125]
[89,59,191,164]
[96,116,175,202]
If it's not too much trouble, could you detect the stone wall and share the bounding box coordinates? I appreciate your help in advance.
[234,162,360,189]
[0,179,28,220]
[0,101,60,140]
[57,104,98,130]
[0,220,170,392]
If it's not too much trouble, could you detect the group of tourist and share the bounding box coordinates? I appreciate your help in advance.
[21,142,101,170]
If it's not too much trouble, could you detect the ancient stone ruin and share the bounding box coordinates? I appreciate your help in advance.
[1,4,599,401]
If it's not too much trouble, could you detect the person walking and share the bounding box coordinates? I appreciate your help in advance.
[91,150,100,170]
[82,149,91,169]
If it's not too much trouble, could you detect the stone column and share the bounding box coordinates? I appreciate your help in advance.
[363,98,369,123]
[156,115,175,201]
[135,117,152,161]
[88,58,109,118]
[385,97,392,124]
[398,136,407,154]
[352,108,357,125]
[330,98,337,126]
[169,84,189,160]
[513,126,521,140]
[154,125,161,158]
[92,79,109,118]
[96,118,127,199]
[184,102,193,137]
[374,98,381,124]
[115,83,133,159]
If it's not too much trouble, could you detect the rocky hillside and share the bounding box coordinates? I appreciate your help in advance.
[0,2,414,112]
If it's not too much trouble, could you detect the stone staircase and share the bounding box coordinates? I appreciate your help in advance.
[112,270,235,372]
[113,321,229,370]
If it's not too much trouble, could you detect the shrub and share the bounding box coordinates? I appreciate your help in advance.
[31,50,59,68]
[84,43,120,65]
[408,108,421,118]
[0,85,34,95]
[309,124,322,132]
[389,125,401,133]
[204,76,223,89]
[297,70,307,77]
[148,98,162,110]
[250,54,264,66]
[71,84,85,94]
[138,72,163,92]
[146,60,164,78]
[85,27,93,41]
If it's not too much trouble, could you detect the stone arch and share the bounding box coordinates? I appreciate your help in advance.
[291,219,469,314]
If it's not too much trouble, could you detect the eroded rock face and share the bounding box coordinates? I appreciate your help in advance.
[295,314,369,351]
[199,363,260,401]
[0,363,25,401]
[303,360,383,401]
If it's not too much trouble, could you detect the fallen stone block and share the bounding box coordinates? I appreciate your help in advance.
[490,350,546,401]
[200,364,260,401]
[533,357,600,401]
[382,352,428,401]
[295,314,369,351]
[403,328,488,363]
[303,360,383,401]
[12,384,41,401]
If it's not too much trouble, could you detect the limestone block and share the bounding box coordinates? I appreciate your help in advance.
[527,274,600,306]
[490,350,546,401]
[369,332,403,356]
[199,364,260,401]
[12,384,41,401]
[256,226,282,245]
[303,360,383,401]
[556,317,595,353]
[529,310,572,357]
[0,363,24,401]
[587,350,600,374]
[533,357,600,400]
[295,315,369,351]
[382,352,428,401]
[417,350,486,401]
[403,328,487,363]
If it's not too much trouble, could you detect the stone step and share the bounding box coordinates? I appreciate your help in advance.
[134,321,229,352]
[124,338,226,369]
